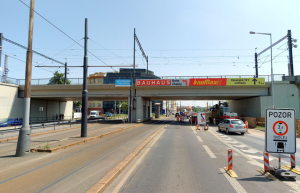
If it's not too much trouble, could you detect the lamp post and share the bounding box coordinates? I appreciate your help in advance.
[250,31,274,108]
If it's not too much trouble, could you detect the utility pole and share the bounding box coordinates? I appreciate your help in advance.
[119,101,120,116]
[0,33,3,75]
[114,101,116,115]
[16,0,35,157]
[147,55,148,74]
[255,52,258,78]
[3,55,8,82]
[133,28,136,84]
[81,18,88,137]
[129,73,132,123]
[64,62,67,85]
[287,30,294,76]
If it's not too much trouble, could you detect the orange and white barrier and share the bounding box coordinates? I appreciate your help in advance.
[228,149,233,170]
[291,154,295,169]
[245,121,249,133]
[264,151,270,172]
[213,118,216,125]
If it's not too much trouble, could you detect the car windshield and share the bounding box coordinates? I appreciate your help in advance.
[90,112,96,115]
[231,120,244,124]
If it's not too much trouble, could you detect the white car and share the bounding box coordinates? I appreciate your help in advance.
[218,119,246,135]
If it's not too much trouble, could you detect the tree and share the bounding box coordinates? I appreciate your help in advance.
[73,101,82,110]
[48,71,70,85]
[121,101,128,112]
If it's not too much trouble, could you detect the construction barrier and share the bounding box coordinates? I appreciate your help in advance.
[264,152,270,172]
[213,118,216,125]
[245,121,248,133]
[228,149,233,170]
[291,154,295,169]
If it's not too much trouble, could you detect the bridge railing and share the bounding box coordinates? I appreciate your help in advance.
[2,74,286,86]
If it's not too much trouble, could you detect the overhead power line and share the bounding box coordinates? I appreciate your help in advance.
[3,36,65,65]
[19,0,114,70]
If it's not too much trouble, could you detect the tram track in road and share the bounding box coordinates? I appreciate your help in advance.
[0,120,169,193]
[0,122,124,156]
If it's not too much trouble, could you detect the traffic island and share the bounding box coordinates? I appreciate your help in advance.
[30,123,146,153]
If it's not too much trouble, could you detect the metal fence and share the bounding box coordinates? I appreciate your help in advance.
[1,74,286,86]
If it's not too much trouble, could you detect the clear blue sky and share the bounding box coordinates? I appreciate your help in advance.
[1,0,300,106]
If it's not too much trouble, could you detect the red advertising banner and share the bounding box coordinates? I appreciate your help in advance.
[136,79,171,86]
[189,78,227,86]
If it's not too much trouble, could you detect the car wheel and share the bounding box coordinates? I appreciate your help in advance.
[226,128,229,134]
[241,132,245,135]
[218,126,221,131]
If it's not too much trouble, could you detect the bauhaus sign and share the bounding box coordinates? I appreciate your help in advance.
[136,79,188,86]
[265,108,296,154]
[135,77,265,87]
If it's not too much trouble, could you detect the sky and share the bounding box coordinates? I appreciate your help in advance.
[1,0,300,106]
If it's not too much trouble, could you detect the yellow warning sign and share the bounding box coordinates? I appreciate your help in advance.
[226,78,265,86]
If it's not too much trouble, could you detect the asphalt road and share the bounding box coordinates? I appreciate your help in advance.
[105,119,300,193]
[0,120,167,192]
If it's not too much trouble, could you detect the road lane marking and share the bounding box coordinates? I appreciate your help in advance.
[210,129,300,192]
[193,130,197,135]
[112,129,166,193]
[203,145,216,158]
[197,136,203,142]
[240,149,259,154]
[219,168,247,193]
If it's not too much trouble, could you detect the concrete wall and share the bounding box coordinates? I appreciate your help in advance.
[0,83,73,120]
[0,83,23,119]
[230,82,300,118]
[230,97,261,117]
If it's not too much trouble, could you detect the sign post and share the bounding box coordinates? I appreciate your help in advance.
[265,108,296,179]
[197,112,207,130]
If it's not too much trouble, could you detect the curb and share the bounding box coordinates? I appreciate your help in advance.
[31,123,146,153]
[86,124,168,193]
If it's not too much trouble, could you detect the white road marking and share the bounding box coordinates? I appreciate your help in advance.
[233,144,247,148]
[203,145,216,158]
[219,168,247,193]
[210,130,300,192]
[240,149,259,154]
[193,130,197,135]
[112,129,166,193]
[197,136,203,142]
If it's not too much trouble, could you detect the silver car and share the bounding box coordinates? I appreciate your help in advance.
[218,119,246,135]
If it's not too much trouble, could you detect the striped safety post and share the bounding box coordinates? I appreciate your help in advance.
[264,152,270,172]
[291,154,295,169]
[228,149,233,170]
[213,118,216,125]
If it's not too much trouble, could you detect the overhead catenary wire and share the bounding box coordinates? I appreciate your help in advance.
[19,0,114,70]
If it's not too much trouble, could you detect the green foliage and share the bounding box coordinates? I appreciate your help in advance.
[121,101,128,111]
[48,71,71,85]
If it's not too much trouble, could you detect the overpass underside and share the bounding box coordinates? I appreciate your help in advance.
[18,84,272,122]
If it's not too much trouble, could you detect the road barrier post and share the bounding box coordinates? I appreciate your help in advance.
[228,149,233,170]
[291,154,295,169]
[245,121,248,133]
[213,118,216,125]
[264,151,270,172]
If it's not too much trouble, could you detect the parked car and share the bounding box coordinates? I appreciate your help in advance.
[189,116,197,124]
[106,112,113,117]
[0,117,23,127]
[218,119,246,135]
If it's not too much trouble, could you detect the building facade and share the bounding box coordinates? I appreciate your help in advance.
[87,72,105,115]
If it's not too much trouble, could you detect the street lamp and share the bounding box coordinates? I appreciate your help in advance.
[250,31,274,108]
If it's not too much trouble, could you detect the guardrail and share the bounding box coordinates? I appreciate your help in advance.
[1,74,286,86]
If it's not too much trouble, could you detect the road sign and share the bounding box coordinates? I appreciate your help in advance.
[265,108,296,154]
[115,79,131,87]
[197,112,206,126]
[226,78,265,86]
